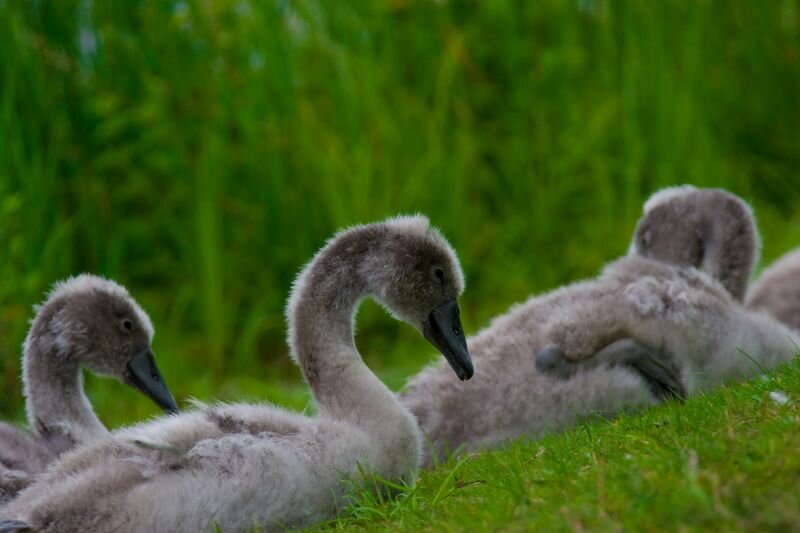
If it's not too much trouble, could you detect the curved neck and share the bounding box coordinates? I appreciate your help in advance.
[699,195,757,301]
[23,342,108,452]
[288,232,407,424]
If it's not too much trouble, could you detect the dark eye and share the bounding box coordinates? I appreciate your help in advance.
[121,319,133,332]
[431,266,445,284]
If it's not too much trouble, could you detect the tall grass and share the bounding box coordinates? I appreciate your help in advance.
[1,0,799,420]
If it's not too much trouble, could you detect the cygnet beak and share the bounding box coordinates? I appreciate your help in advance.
[423,300,474,381]
[124,347,179,414]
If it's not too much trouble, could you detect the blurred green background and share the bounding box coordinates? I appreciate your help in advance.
[1,0,799,426]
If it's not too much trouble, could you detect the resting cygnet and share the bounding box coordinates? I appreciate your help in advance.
[0,275,177,506]
[0,216,473,532]
[403,187,795,467]
[746,249,800,332]
[536,187,798,401]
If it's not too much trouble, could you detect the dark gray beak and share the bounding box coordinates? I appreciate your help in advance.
[124,348,179,414]
[423,300,474,381]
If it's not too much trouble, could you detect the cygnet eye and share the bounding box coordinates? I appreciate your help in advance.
[431,266,445,284]
[121,318,134,332]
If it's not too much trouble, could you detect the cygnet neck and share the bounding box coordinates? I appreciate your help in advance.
[288,226,407,424]
[24,325,108,452]
[696,192,758,301]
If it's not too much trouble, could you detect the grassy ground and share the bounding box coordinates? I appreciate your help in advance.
[316,356,800,532]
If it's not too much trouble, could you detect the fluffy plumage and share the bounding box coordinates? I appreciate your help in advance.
[540,256,797,381]
[630,185,760,301]
[746,249,800,331]
[0,430,52,507]
[403,187,796,467]
[0,216,473,532]
[634,185,800,332]
[538,187,798,407]
[0,275,176,506]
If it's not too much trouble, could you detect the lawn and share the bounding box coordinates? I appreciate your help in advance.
[319,356,800,531]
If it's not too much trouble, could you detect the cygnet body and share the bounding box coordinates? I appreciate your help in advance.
[538,187,797,401]
[746,249,800,331]
[403,187,796,467]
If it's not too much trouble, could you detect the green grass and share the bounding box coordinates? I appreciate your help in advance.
[316,357,800,531]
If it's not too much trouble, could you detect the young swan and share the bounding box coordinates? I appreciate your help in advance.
[403,187,794,467]
[536,187,798,398]
[746,249,800,331]
[629,185,760,302]
[0,275,177,506]
[0,216,473,532]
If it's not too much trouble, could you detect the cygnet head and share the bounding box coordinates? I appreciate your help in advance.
[368,216,471,379]
[290,215,473,381]
[630,185,759,300]
[26,274,178,413]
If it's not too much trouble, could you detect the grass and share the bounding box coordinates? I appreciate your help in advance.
[316,356,800,531]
